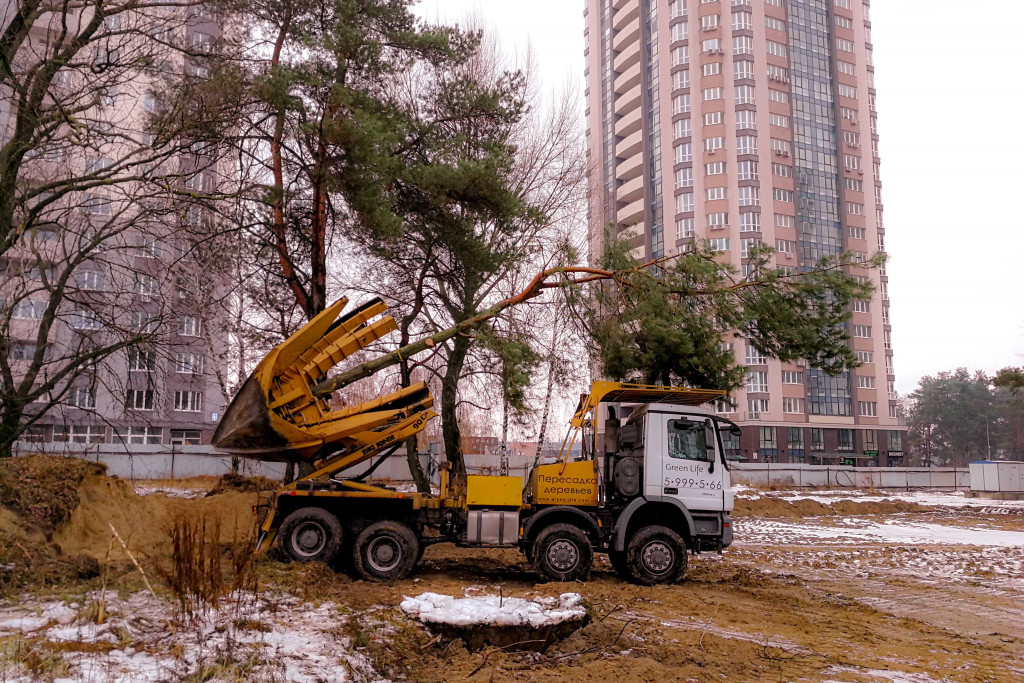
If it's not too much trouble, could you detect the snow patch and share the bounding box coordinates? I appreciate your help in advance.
[401,592,586,628]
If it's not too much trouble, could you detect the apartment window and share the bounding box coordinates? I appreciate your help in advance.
[845,177,863,192]
[765,0,783,5]
[735,110,755,130]
[740,237,761,258]
[185,172,206,192]
[708,237,730,251]
[128,348,156,371]
[837,83,857,99]
[811,428,824,451]
[53,425,106,444]
[134,275,159,300]
[115,427,162,445]
[745,344,767,365]
[676,217,695,239]
[836,60,856,76]
[85,157,113,174]
[703,87,722,101]
[735,84,754,104]
[775,213,794,228]
[771,138,791,155]
[788,427,805,451]
[674,117,692,139]
[707,186,727,201]
[844,154,861,171]
[674,142,693,162]
[170,429,202,445]
[768,88,789,104]
[766,40,787,58]
[731,11,751,31]
[733,59,754,80]
[737,160,758,180]
[853,325,872,338]
[126,389,155,411]
[836,429,853,451]
[847,202,864,216]
[672,45,689,66]
[715,400,736,415]
[835,14,853,29]
[704,112,723,126]
[174,390,203,412]
[736,135,756,155]
[673,69,691,90]
[739,212,760,231]
[702,62,721,77]
[175,352,205,374]
[67,388,96,409]
[853,299,870,313]
[783,398,805,414]
[765,16,785,31]
[769,113,790,128]
[707,212,729,229]
[849,226,866,240]
[767,65,789,82]
[836,37,855,52]
[705,136,724,152]
[737,186,759,206]
[857,376,876,389]
[748,398,769,415]
[884,329,892,350]
[81,193,111,215]
[675,167,694,189]
[178,316,202,336]
[12,300,45,320]
[700,14,719,30]
[781,370,803,384]
[702,38,720,52]
[773,188,793,203]
[131,311,159,334]
[835,0,851,7]
[841,107,859,121]
[70,309,102,330]
[733,35,753,55]
[676,192,695,213]
[772,163,792,178]
[859,401,878,417]
[673,94,691,114]
[705,161,725,175]
[887,431,902,452]
[759,426,778,450]
[775,239,796,255]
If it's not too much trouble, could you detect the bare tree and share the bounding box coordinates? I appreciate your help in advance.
[0,0,244,455]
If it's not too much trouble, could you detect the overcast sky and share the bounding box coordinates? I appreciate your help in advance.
[414,0,1024,395]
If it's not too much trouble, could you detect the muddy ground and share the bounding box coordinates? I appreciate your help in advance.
[1,460,1023,681]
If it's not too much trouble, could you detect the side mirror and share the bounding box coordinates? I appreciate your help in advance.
[704,423,716,473]
[730,424,742,438]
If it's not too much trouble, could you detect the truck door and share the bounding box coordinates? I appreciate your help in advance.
[645,412,725,512]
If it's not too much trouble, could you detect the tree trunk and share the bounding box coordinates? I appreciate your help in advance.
[441,336,471,491]
[400,356,431,493]
[534,324,559,456]
[0,405,24,458]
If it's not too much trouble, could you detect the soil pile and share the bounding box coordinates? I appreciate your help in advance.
[734,495,935,518]
[205,471,280,496]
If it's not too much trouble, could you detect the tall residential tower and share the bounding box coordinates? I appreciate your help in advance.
[584,0,905,465]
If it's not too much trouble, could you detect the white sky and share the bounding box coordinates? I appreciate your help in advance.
[414,0,1024,395]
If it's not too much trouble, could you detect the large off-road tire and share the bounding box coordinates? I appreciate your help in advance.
[531,523,593,583]
[352,520,420,582]
[278,507,343,563]
[625,525,687,586]
[607,549,629,578]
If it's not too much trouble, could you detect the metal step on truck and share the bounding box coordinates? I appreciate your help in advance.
[213,298,740,585]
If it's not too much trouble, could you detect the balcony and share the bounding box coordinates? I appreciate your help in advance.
[616,197,645,225]
[613,18,640,53]
[617,175,644,203]
[614,107,642,137]
[612,0,640,31]
[614,61,641,94]
[615,151,643,181]
[614,84,641,117]
[613,40,641,73]
[613,0,636,11]
[615,129,643,159]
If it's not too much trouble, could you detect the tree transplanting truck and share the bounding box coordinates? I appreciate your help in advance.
[214,298,739,584]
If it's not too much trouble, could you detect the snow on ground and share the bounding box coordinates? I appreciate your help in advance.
[400,592,586,628]
[731,485,1024,510]
[0,590,381,682]
[737,517,1024,547]
[132,485,204,499]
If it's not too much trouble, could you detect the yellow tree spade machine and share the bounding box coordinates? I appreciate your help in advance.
[214,297,740,585]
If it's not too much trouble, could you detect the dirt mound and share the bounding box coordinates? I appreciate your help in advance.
[734,495,935,518]
[205,472,280,496]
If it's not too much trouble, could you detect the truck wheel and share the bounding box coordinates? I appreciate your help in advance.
[278,507,342,563]
[532,523,592,583]
[625,525,687,586]
[352,521,419,582]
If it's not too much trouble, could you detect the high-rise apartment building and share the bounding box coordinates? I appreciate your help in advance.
[584,0,905,465]
[2,5,229,449]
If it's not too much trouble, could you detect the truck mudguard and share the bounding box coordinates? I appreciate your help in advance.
[612,496,696,552]
[523,505,601,545]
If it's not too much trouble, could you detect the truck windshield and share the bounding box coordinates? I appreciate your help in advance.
[667,419,708,461]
